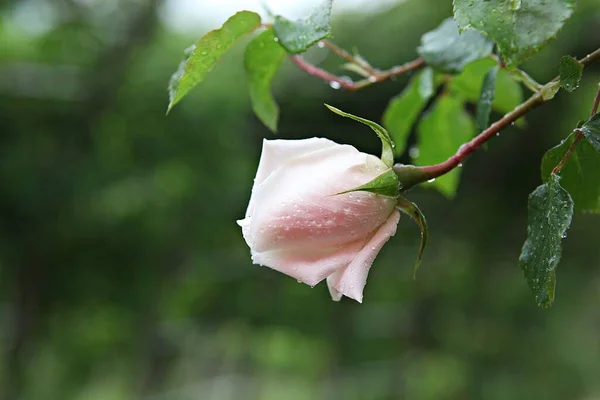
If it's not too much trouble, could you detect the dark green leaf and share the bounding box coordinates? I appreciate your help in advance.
[417,18,493,73]
[519,174,573,308]
[476,66,499,132]
[244,28,286,132]
[415,95,476,197]
[396,195,428,278]
[337,169,399,198]
[579,112,600,153]
[325,104,395,167]
[453,0,574,68]
[382,69,441,156]
[541,133,600,213]
[449,58,523,115]
[273,0,333,54]
[558,55,583,92]
[167,11,262,113]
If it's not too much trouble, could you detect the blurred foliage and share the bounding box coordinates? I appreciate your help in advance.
[0,0,599,399]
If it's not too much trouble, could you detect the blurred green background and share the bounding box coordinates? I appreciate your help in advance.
[1,0,600,399]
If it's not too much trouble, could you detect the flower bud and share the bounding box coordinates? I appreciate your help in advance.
[237,138,400,302]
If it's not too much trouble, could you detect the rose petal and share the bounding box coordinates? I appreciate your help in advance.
[327,209,401,303]
[326,271,344,302]
[253,138,338,187]
[251,239,366,287]
[247,145,394,253]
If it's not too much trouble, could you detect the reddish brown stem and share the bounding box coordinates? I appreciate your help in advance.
[319,40,378,75]
[552,87,600,175]
[417,48,600,182]
[291,54,424,91]
[291,55,355,90]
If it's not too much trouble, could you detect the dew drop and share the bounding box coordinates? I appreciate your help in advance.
[409,147,420,158]
[273,37,279,42]
[458,163,463,167]
[368,76,377,83]
[329,81,341,90]
[427,178,436,183]
[317,41,325,48]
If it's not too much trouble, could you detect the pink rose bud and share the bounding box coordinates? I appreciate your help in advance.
[237,138,400,303]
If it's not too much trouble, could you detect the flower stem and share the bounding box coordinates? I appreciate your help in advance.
[319,40,378,76]
[291,52,424,91]
[413,47,600,183]
[552,87,600,175]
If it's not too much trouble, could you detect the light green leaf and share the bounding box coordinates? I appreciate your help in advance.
[382,68,441,157]
[244,28,286,132]
[476,66,499,132]
[419,67,435,99]
[396,195,428,278]
[519,174,573,308]
[541,81,561,101]
[325,104,395,167]
[273,0,333,54]
[449,58,523,115]
[558,55,583,92]
[167,11,262,113]
[417,18,493,73]
[541,133,600,213]
[415,95,476,197]
[453,0,575,68]
[337,169,399,198]
[579,112,600,153]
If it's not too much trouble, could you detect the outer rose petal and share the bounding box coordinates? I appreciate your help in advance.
[245,138,338,219]
[326,209,401,303]
[250,239,366,287]
[253,138,337,186]
[243,145,394,253]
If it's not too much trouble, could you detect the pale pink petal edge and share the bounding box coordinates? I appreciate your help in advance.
[326,209,401,303]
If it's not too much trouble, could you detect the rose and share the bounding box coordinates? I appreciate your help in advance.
[237,137,400,303]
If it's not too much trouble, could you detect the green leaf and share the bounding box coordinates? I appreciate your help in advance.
[419,67,435,99]
[449,58,523,115]
[519,174,573,308]
[167,11,262,113]
[244,28,286,132]
[415,95,476,197]
[417,18,493,73]
[558,55,583,92]
[541,81,562,101]
[382,68,441,157]
[325,104,395,167]
[273,0,333,54]
[453,0,575,68]
[396,195,428,278]
[541,133,600,213]
[579,112,600,153]
[337,169,400,198]
[476,66,499,132]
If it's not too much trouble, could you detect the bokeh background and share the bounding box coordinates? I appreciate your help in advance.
[1,0,600,399]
